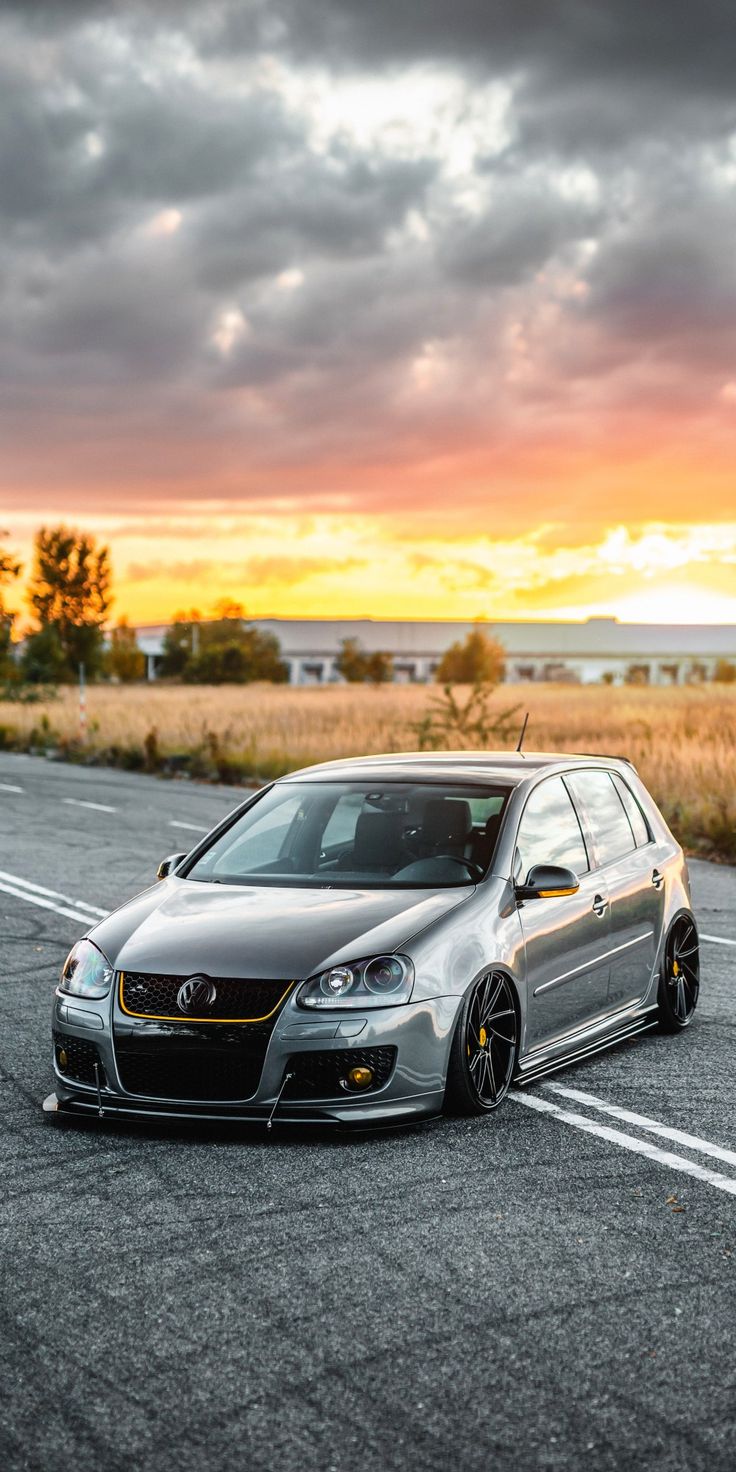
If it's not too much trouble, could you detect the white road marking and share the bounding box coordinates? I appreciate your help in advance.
[509,1091,736,1197]
[0,870,109,919]
[61,797,117,813]
[0,878,99,927]
[169,820,209,833]
[701,933,736,948]
[544,1083,736,1170]
[0,782,24,793]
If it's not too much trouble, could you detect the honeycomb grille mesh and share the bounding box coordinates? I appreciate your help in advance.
[284,1047,397,1099]
[120,972,292,1021]
[115,1043,264,1102]
[54,1030,105,1087]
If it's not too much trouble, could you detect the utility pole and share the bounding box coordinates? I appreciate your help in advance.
[78,662,87,744]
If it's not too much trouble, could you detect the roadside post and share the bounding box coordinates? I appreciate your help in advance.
[79,661,86,744]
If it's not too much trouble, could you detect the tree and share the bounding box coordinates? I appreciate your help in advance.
[105,619,146,682]
[0,533,22,679]
[364,651,394,685]
[714,659,736,684]
[19,624,69,684]
[23,525,112,681]
[160,608,288,683]
[335,637,394,684]
[435,628,505,684]
[335,637,368,682]
[159,611,202,678]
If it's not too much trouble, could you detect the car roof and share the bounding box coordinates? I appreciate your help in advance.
[281,750,636,787]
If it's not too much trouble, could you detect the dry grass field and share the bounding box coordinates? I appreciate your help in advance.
[1,681,734,860]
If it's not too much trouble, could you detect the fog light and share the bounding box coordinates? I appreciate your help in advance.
[347,1065,373,1090]
[58,1048,68,1070]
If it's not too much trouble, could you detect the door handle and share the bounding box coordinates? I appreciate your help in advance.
[651,869,664,890]
[592,894,607,917]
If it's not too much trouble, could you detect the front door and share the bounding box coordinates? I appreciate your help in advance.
[514,774,611,1051]
[521,871,612,1049]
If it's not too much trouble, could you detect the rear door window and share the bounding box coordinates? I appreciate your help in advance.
[565,770,636,867]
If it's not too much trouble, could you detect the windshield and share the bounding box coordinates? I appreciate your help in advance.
[186,780,510,889]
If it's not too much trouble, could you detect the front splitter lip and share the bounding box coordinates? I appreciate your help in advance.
[42,1088,444,1129]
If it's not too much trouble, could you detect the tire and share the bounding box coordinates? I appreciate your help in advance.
[444,970,518,1115]
[657,913,700,1032]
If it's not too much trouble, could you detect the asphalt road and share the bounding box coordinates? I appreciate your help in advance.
[1,752,734,1472]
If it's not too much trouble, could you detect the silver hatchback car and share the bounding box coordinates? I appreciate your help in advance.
[45,751,699,1128]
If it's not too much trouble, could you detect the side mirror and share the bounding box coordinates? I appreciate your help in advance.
[156,852,188,881]
[516,863,580,901]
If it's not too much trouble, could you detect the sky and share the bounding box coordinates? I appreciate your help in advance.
[1,0,735,627]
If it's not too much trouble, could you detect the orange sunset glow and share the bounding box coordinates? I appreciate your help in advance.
[1,5,735,626]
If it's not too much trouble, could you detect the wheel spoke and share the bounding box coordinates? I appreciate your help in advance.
[486,1049,498,1100]
[480,978,503,1025]
[478,974,494,1016]
[677,978,687,1020]
[491,1034,512,1082]
[491,1027,516,1047]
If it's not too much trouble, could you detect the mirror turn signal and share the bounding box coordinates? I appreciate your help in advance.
[515,863,580,901]
[156,852,188,880]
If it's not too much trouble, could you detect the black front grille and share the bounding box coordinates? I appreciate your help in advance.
[285,1047,397,1099]
[120,972,293,1021]
[54,1030,105,1087]
[114,1022,273,1102]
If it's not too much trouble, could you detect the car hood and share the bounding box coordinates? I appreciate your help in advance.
[94,878,473,981]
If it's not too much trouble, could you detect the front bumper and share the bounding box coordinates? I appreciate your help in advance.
[48,989,462,1127]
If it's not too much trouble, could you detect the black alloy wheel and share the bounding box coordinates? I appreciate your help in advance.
[445,970,518,1115]
[658,914,700,1031]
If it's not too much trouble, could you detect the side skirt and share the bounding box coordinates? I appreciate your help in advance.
[513,1009,659,1087]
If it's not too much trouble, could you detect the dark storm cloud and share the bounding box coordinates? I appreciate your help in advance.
[440,184,602,289]
[1,0,736,514]
[189,154,437,292]
[243,0,736,95]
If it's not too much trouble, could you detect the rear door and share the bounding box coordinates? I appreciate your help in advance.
[564,769,664,1012]
[515,775,612,1050]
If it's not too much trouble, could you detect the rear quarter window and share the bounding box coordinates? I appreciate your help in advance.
[611,772,651,847]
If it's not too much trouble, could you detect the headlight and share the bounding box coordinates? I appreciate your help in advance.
[59,939,114,999]
[297,954,414,1009]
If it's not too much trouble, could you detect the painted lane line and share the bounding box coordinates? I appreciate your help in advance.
[0,870,109,919]
[0,782,24,793]
[0,878,97,928]
[61,797,117,813]
[169,820,209,833]
[509,1091,736,1198]
[701,933,736,948]
[544,1082,736,1171]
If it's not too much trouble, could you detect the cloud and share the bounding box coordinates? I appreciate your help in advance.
[0,0,735,575]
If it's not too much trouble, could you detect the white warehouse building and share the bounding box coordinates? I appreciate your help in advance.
[133,617,736,685]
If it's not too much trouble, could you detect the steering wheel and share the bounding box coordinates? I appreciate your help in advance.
[434,853,485,881]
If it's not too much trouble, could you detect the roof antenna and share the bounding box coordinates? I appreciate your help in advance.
[516,711,529,755]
